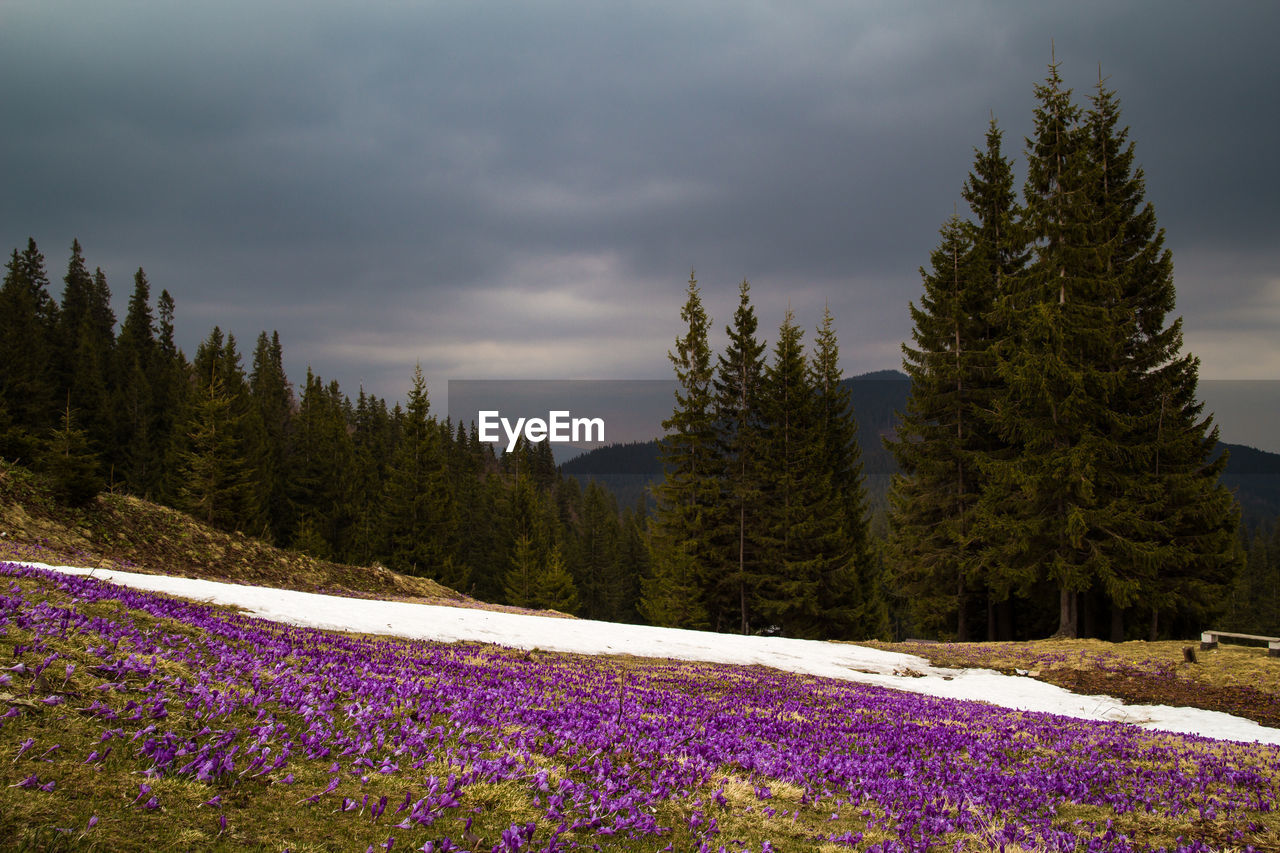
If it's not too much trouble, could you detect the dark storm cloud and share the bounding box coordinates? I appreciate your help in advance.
[2,1,1278,427]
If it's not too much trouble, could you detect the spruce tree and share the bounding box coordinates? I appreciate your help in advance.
[449,420,498,596]
[384,365,462,585]
[616,502,648,623]
[757,309,843,638]
[115,269,161,496]
[53,240,95,399]
[182,328,259,531]
[176,366,252,530]
[639,533,708,628]
[531,544,581,614]
[575,480,624,621]
[710,280,767,634]
[247,331,294,542]
[1081,75,1240,638]
[502,475,549,606]
[646,272,716,628]
[350,387,396,565]
[890,118,1025,640]
[504,533,541,608]
[43,398,105,507]
[54,239,113,450]
[65,265,117,472]
[287,369,351,554]
[153,287,189,504]
[811,307,886,639]
[981,58,1123,638]
[889,217,987,638]
[469,468,511,602]
[961,119,1030,639]
[0,240,59,448]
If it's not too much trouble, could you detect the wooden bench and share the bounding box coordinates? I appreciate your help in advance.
[1200,630,1280,656]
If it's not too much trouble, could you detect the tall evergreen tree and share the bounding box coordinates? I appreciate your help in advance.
[43,398,105,507]
[152,287,189,504]
[980,58,1124,638]
[180,328,258,530]
[349,387,396,566]
[53,239,109,438]
[288,369,355,557]
[467,463,510,602]
[811,307,886,639]
[0,240,59,450]
[175,365,252,530]
[960,119,1030,639]
[645,272,715,629]
[502,475,551,606]
[890,121,1025,640]
[64,262,117,472]
[709,280,768,634]
[53,240,95,398]
[384,366,463,586]
[889,217,987,638]
[616,501,648,624]
[756,310,839,638]
[531,543,581,614]
[115,268,162,495]
[504,533,542,609]
[575,480,622,621]
[247,331,294,542]
[1080,75,1240,638]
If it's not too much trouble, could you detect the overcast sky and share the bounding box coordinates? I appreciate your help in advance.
[3,2,1278,433]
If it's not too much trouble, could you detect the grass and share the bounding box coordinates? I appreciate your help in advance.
[872,638,1280,729]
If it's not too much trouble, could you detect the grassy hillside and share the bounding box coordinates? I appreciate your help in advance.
[4,563,1279,852]
[0,460,466,605]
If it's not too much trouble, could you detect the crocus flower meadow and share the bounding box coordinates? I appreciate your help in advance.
[2,562,1278,852]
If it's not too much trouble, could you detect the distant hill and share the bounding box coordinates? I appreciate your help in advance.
[1217,444,1280,529]
[560,370,1280,529]
[560,370,910,512]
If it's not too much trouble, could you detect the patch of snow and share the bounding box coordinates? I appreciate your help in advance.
[17,561,1280,745]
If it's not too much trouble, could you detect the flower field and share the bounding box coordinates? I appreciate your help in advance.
[2,562,1278,852]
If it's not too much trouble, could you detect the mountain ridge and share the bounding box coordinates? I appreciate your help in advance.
[559,370,1280,526]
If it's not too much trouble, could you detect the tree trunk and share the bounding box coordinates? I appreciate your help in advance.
[997,599,1014,641]
[739,503,748,635]
[1110,602,1125,643]
[1149,607,1159,642]
[1057,588,1077,638]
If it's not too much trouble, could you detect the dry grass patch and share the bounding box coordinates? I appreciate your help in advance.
[865,637,1280,728]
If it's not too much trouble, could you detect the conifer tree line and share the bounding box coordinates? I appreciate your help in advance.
[0,239,647,621]
[642,274,889,640]
[1224,519,1280,639]
[885,60,1241,642]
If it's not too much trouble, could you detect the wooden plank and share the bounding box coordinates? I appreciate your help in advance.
[1200,629,1280,652]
